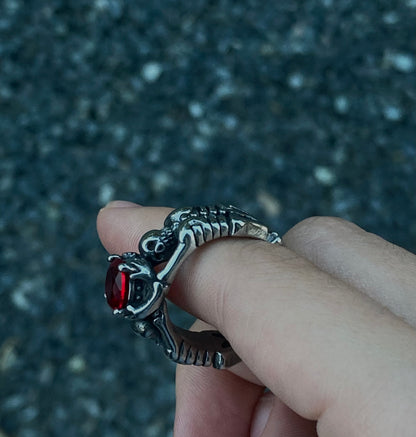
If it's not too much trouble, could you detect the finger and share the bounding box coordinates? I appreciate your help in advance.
[97,204,171,254]
[174,320,264,437]
[283,217,416,326]
[175,365,262,437]
[97,205,416,435]
[251,392,317,437]
[190,319,264,385]
[176,321,317,437]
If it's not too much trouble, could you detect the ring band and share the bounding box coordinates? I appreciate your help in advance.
[104,205,281,369]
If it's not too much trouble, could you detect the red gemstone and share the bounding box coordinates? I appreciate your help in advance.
[105,259,129,310]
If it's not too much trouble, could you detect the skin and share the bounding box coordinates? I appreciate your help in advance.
[97,201,416,437]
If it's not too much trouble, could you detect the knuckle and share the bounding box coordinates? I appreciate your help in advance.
[296,216,353,235]
[284,216,358,249]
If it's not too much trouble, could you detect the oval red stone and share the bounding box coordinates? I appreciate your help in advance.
[105,258,129,310]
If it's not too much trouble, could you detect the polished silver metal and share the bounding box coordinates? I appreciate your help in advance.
[107,204,281,369]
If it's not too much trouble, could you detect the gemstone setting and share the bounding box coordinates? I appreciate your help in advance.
[105,258,129,310]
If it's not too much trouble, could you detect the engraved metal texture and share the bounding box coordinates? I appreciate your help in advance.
[106,204,281,369]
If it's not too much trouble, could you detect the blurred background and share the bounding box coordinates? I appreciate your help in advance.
[0,0,415,436]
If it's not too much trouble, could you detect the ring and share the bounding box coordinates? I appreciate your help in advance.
[104,205,282,369]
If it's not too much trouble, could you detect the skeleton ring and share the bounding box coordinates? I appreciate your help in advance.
[104,204,281,369]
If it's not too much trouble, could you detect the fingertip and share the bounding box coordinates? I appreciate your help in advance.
[250,393,318,437]
[250,392,274,437]
[96,204,130,253]
[96,205,172,254]
[104,200,142,209]
[97,201,141,232]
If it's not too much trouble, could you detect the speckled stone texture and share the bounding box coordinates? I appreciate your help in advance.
[0,0,415,436]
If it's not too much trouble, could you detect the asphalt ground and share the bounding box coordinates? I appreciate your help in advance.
[0,1,415,436]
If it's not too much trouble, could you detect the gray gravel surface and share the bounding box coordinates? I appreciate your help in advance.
[1,1,415,436]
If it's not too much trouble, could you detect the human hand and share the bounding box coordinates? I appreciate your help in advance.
[97,202,416,437]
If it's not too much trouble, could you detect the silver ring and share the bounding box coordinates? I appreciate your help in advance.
[104,204,281,369]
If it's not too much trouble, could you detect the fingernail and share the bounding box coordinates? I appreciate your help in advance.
[250,393,274,437]
[104,200,142,209]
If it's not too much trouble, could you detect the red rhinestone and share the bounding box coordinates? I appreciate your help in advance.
[105,259,129,310]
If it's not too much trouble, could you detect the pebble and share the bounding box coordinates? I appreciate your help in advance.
[145,419,164,437]
[94,0,123,18]
[67,355,87,374]
[214,82,234,99]
[45,202,61,221]
[3,394,26,411]
[382,11,399,25]
[223,114,238,130]
[0,173,13,191]
[141,62,163,83]
[4,0,20,14]
[320,0,333,7]
[386,52,415,73]
[383,105,403,121]
[188,102,204,118]
[20,406,39,422]
[197,120,215,137]
[80,398,101,417]
[334,96,350,114]
[287,72,304,89]
[152,171,171,193]
[257,190,282,218]
[314,166,336,186]
[11,280,34,311]
[39,362,55,384]
[191,136,209,151]
[0,338,18,372]
[333,147,347,165]
[98,183,115,206]
[112,124,128,143]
